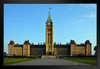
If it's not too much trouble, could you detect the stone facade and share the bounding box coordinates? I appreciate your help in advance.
[14,45,23,56]
[8,12,92,56]
[70,40,92,56]
[8,41,15,56]
[54,45,70,56]
[8,40,92,56]
[30,45,46,56]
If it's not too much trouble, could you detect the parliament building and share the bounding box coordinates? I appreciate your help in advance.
[8,12,92,56]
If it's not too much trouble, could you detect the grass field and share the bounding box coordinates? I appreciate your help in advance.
[4,57,38,65]
[61,57,97,65]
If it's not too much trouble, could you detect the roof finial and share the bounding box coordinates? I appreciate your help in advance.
[48,11,51,19]
[47,8,52,22]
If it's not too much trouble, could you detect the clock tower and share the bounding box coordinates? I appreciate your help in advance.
[46,12,54,55]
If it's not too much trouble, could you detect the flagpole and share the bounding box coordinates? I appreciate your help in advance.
[49,8,52,13]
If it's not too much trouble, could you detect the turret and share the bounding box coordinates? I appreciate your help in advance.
[85,40,92,56]
[70,40,76,56]
[8,41,15,56]
[23,40,30,56]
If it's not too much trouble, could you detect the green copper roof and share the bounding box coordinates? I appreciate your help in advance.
[47,12,52,22]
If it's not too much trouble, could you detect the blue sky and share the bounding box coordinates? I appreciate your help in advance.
[4,4,97,55]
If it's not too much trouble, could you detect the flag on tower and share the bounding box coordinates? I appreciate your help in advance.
[49,8,52,9]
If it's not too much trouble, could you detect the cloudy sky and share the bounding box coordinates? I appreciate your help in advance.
[4,4,97,55]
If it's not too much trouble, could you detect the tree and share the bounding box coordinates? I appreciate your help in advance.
[80,43,84,44]
[66,42,69,45]
[16,43,19,45]
[54,42,56,46]
[4,52,7,56]
[32,43,34,45]
[94,46,97,56]
[43,42,46,45]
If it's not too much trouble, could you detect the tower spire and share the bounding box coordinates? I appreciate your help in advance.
[48,11,51,19]
[47,12,52,22]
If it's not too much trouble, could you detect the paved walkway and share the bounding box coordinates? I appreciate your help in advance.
[9,58,90,66]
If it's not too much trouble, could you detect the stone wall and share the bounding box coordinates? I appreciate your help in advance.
[23,44,30,56]
[8,41,15,56]
[70,40,92,56]
[30,48,45,56]
[75,46,85,55]
[54,47,70,56]
[14,46,23,56]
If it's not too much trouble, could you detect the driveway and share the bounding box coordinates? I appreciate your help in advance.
[9,58,90,66]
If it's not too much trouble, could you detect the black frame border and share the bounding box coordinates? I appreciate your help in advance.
[0,0,99,69]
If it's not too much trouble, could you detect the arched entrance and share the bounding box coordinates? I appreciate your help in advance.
[48,52,52,55]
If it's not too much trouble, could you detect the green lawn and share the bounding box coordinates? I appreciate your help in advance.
[61,57,97,65]
[4,57,38,65]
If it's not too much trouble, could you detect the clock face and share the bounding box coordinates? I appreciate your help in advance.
[48,23,50,25]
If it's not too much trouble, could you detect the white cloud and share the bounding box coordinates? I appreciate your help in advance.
[88,13,96,18]
[79,4,96,9]
[68,4,96,11]
[70,19,83,24]
[70,13,96,24]
[83,13,96,18]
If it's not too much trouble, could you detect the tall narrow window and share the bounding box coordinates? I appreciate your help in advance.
[48,34,49,43]
[50,35,52,43]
